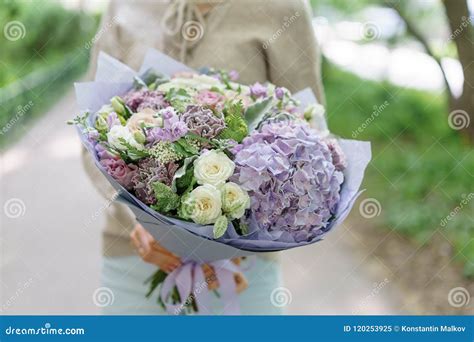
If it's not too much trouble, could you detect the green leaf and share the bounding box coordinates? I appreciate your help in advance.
[217,101,248,143]
[173,138,199,157]
[165,88,191,112]
[151,182,180,213]
[244,97,273,132]
[213,216,228,239]
[117,138,149,159]
[171,156,197,193]
[145,269,168,298]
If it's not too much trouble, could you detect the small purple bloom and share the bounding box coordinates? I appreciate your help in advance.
[228,70,239,81]
[123,89,168,112]
[107,112,121,129]
[146,107,187,143]
[274,87,285,100]
[249,82,267,98]
[95,143,115,160]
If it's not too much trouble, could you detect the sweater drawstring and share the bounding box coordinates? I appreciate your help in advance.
[161,0,207,63]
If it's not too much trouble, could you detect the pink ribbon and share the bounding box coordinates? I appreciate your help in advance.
[159,259,242,315]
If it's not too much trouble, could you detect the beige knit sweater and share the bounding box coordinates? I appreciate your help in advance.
[82,0,325,257]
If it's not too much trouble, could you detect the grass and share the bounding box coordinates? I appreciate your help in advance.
[323,61,474,277]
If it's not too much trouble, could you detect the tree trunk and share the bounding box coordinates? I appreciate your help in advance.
[442,0,474,143]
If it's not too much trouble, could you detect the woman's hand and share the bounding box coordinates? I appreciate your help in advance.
[131,224,247,293]
[130,224,182,273]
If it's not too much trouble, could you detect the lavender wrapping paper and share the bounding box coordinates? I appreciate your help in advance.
[75,48,371,262]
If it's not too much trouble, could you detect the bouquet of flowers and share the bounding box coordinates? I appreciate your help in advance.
[71,49,371,314]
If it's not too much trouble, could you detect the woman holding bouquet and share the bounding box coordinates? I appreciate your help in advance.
[83,0,325,315]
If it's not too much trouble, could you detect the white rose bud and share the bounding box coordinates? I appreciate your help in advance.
[194,150,235,186]
[181,184,222,225]
[221,182,250,219]
[107,125,143,151]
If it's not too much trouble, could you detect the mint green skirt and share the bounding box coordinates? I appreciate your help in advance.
[101,256,283,315]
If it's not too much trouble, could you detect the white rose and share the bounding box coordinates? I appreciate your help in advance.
[182,184,222,225]
[221,182,250,219]
[107,125,143,151]
[194,150,235,186]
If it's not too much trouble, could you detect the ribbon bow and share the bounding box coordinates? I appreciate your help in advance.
[160,259,243,315]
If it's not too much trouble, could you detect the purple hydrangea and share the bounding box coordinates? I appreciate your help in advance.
[181,105,225,139]
[232,122,345,242]
[146,107,188,143]
[100,158,138,190]
[131,158,179,205]
[325,138,347,172]
[123,89,168,112]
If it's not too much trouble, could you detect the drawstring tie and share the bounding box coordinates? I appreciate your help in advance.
[161,0,207,63]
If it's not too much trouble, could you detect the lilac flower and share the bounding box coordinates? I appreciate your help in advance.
[232,121,345,242]
[95,143,115,160]
[107,112,121,129]
[131,158,178,205]
[100,158,137,190]
[87,129,100,143]
[146,107,188,143]
[123,89,168,112]
[249,82,267,98]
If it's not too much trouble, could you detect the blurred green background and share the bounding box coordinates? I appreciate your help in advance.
[0,0,472,281]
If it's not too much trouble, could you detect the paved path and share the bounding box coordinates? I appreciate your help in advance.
[0,90,405,314]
